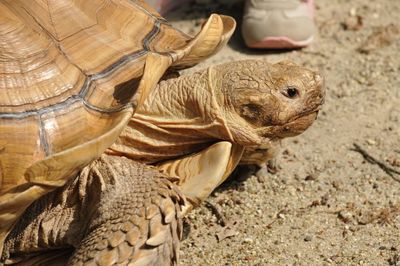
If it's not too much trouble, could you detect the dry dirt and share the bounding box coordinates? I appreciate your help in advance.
[164,0,400,265]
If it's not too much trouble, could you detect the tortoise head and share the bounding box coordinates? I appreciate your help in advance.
[215,60,325,141]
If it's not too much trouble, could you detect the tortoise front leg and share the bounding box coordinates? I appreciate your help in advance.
[157,141,244,214]
[68,155,186,266]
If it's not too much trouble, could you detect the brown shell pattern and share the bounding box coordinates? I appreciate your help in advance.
[0,0,190,194]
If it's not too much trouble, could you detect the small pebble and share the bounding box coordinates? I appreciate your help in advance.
[338,210,353,223]
[243,238,253,244]
[305,174,316,181]
[304,235,313,242]
[287,186,297,196]
[256,175,266,183]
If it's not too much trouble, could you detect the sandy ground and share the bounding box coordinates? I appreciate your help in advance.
[163,0,400,265]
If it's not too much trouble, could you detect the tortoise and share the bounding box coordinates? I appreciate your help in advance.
[108,59,325,203]
[0,0,325,265]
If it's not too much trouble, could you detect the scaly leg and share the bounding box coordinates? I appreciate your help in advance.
[68,155,186,266]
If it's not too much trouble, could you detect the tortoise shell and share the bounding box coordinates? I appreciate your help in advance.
[0,0,235,251]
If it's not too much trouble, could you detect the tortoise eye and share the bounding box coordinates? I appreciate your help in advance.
[282,86,299,99]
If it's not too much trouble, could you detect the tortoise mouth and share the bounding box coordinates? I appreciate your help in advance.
[287,105,321,123]
[279,111,319,137]
[259,111,319,139]
[291,110,319,124]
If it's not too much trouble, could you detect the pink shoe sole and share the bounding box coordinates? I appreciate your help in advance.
[245,0,315,49]
[246,35,314,49]
[302,0,315,16]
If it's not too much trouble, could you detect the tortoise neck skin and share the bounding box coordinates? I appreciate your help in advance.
[136,67,253,143]
[108,60,325,164]
[108,68,238,163]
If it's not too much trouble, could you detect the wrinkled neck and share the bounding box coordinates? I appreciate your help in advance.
[210,65,264,146]
[136,68,234,141]
[109,66,264,164]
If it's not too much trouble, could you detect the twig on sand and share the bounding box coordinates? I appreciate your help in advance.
[205,201,226,226]
[265,218,278,229]
[351,143,400,182]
